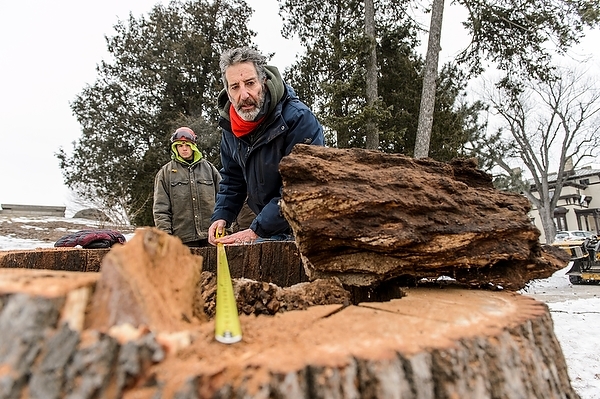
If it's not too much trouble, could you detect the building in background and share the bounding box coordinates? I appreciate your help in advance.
[528,165,600,242]
[0,204,66,218]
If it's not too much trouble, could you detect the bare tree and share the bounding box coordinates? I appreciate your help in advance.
[66,184,135,227]
[414,0,444,158]
[484,68,600,243]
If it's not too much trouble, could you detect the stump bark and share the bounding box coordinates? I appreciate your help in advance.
[279,145,563,289]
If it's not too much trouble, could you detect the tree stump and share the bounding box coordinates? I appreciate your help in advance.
[0,268,577,398]
[0,228,578,398]
[0,146,578,398]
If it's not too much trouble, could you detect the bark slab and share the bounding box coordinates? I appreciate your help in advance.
[279,145,562,289]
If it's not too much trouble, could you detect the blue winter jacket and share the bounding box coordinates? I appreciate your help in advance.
[212,65,324,237]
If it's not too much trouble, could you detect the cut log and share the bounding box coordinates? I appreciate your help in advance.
[0,247,108,272]
[0,267,578,398]
[0,241,307,287]
[279,145,563,289]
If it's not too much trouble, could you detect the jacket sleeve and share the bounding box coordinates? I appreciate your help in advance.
[152,166,173,233]
[211,133,248,226]
[283,96,325,153]
[251,102,324,237]
[250,191,289,237]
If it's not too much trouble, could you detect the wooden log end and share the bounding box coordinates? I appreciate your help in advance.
[85,227,205,333]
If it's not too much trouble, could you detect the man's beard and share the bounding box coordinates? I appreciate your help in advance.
[235,91,265,121]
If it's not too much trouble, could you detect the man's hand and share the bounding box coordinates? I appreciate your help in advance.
[215,228,259,246]
[208,220,260,246]
[208,220,227,245]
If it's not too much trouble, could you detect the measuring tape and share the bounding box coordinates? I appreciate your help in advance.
[214,231,242,344]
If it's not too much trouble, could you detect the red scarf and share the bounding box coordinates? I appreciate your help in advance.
[229,105,265,137]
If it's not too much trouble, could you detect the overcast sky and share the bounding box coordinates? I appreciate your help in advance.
[0,1,597,209]
[0,0,304,208]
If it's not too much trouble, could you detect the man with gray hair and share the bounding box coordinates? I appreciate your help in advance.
[208,46,324,245]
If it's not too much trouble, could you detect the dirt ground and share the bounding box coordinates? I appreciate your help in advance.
[0,215,135,245]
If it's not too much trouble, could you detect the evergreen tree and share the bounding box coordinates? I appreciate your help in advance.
[57,0,254,225]
[279,0,367,147]
[456,0,600,82]
[280,0,485,161]
[377,28,487,161]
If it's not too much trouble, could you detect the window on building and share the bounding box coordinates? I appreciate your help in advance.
[554,215,568,231]
[554,206,568,231]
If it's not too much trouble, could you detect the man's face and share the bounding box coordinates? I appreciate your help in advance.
[175,142,193,161]
[225,62,265,121]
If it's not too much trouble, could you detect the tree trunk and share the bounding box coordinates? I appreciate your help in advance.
[414,0,445,158]
[364,0,379,150]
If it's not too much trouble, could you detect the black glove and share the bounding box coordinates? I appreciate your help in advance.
[54,229,126,249]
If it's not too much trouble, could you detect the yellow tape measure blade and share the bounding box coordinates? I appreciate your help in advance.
[215,243,242,344]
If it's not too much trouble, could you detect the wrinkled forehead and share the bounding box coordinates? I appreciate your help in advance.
[224,62,259,86]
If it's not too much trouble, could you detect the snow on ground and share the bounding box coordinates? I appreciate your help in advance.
[0,215,136,247]
[0,220,599,397]
[0,236,55,250]
[550,297,600,397]
[521,266,600,398]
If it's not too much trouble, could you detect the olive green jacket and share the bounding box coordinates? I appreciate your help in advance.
[153,158,221,244]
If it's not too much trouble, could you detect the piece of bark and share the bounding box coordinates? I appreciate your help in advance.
[279,145,562,289]
[85,227,204,332]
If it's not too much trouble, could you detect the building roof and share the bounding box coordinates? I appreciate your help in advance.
[548,168,600,183]
[535,167,600,185]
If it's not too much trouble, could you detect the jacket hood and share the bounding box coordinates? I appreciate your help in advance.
[217,65,286,121]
